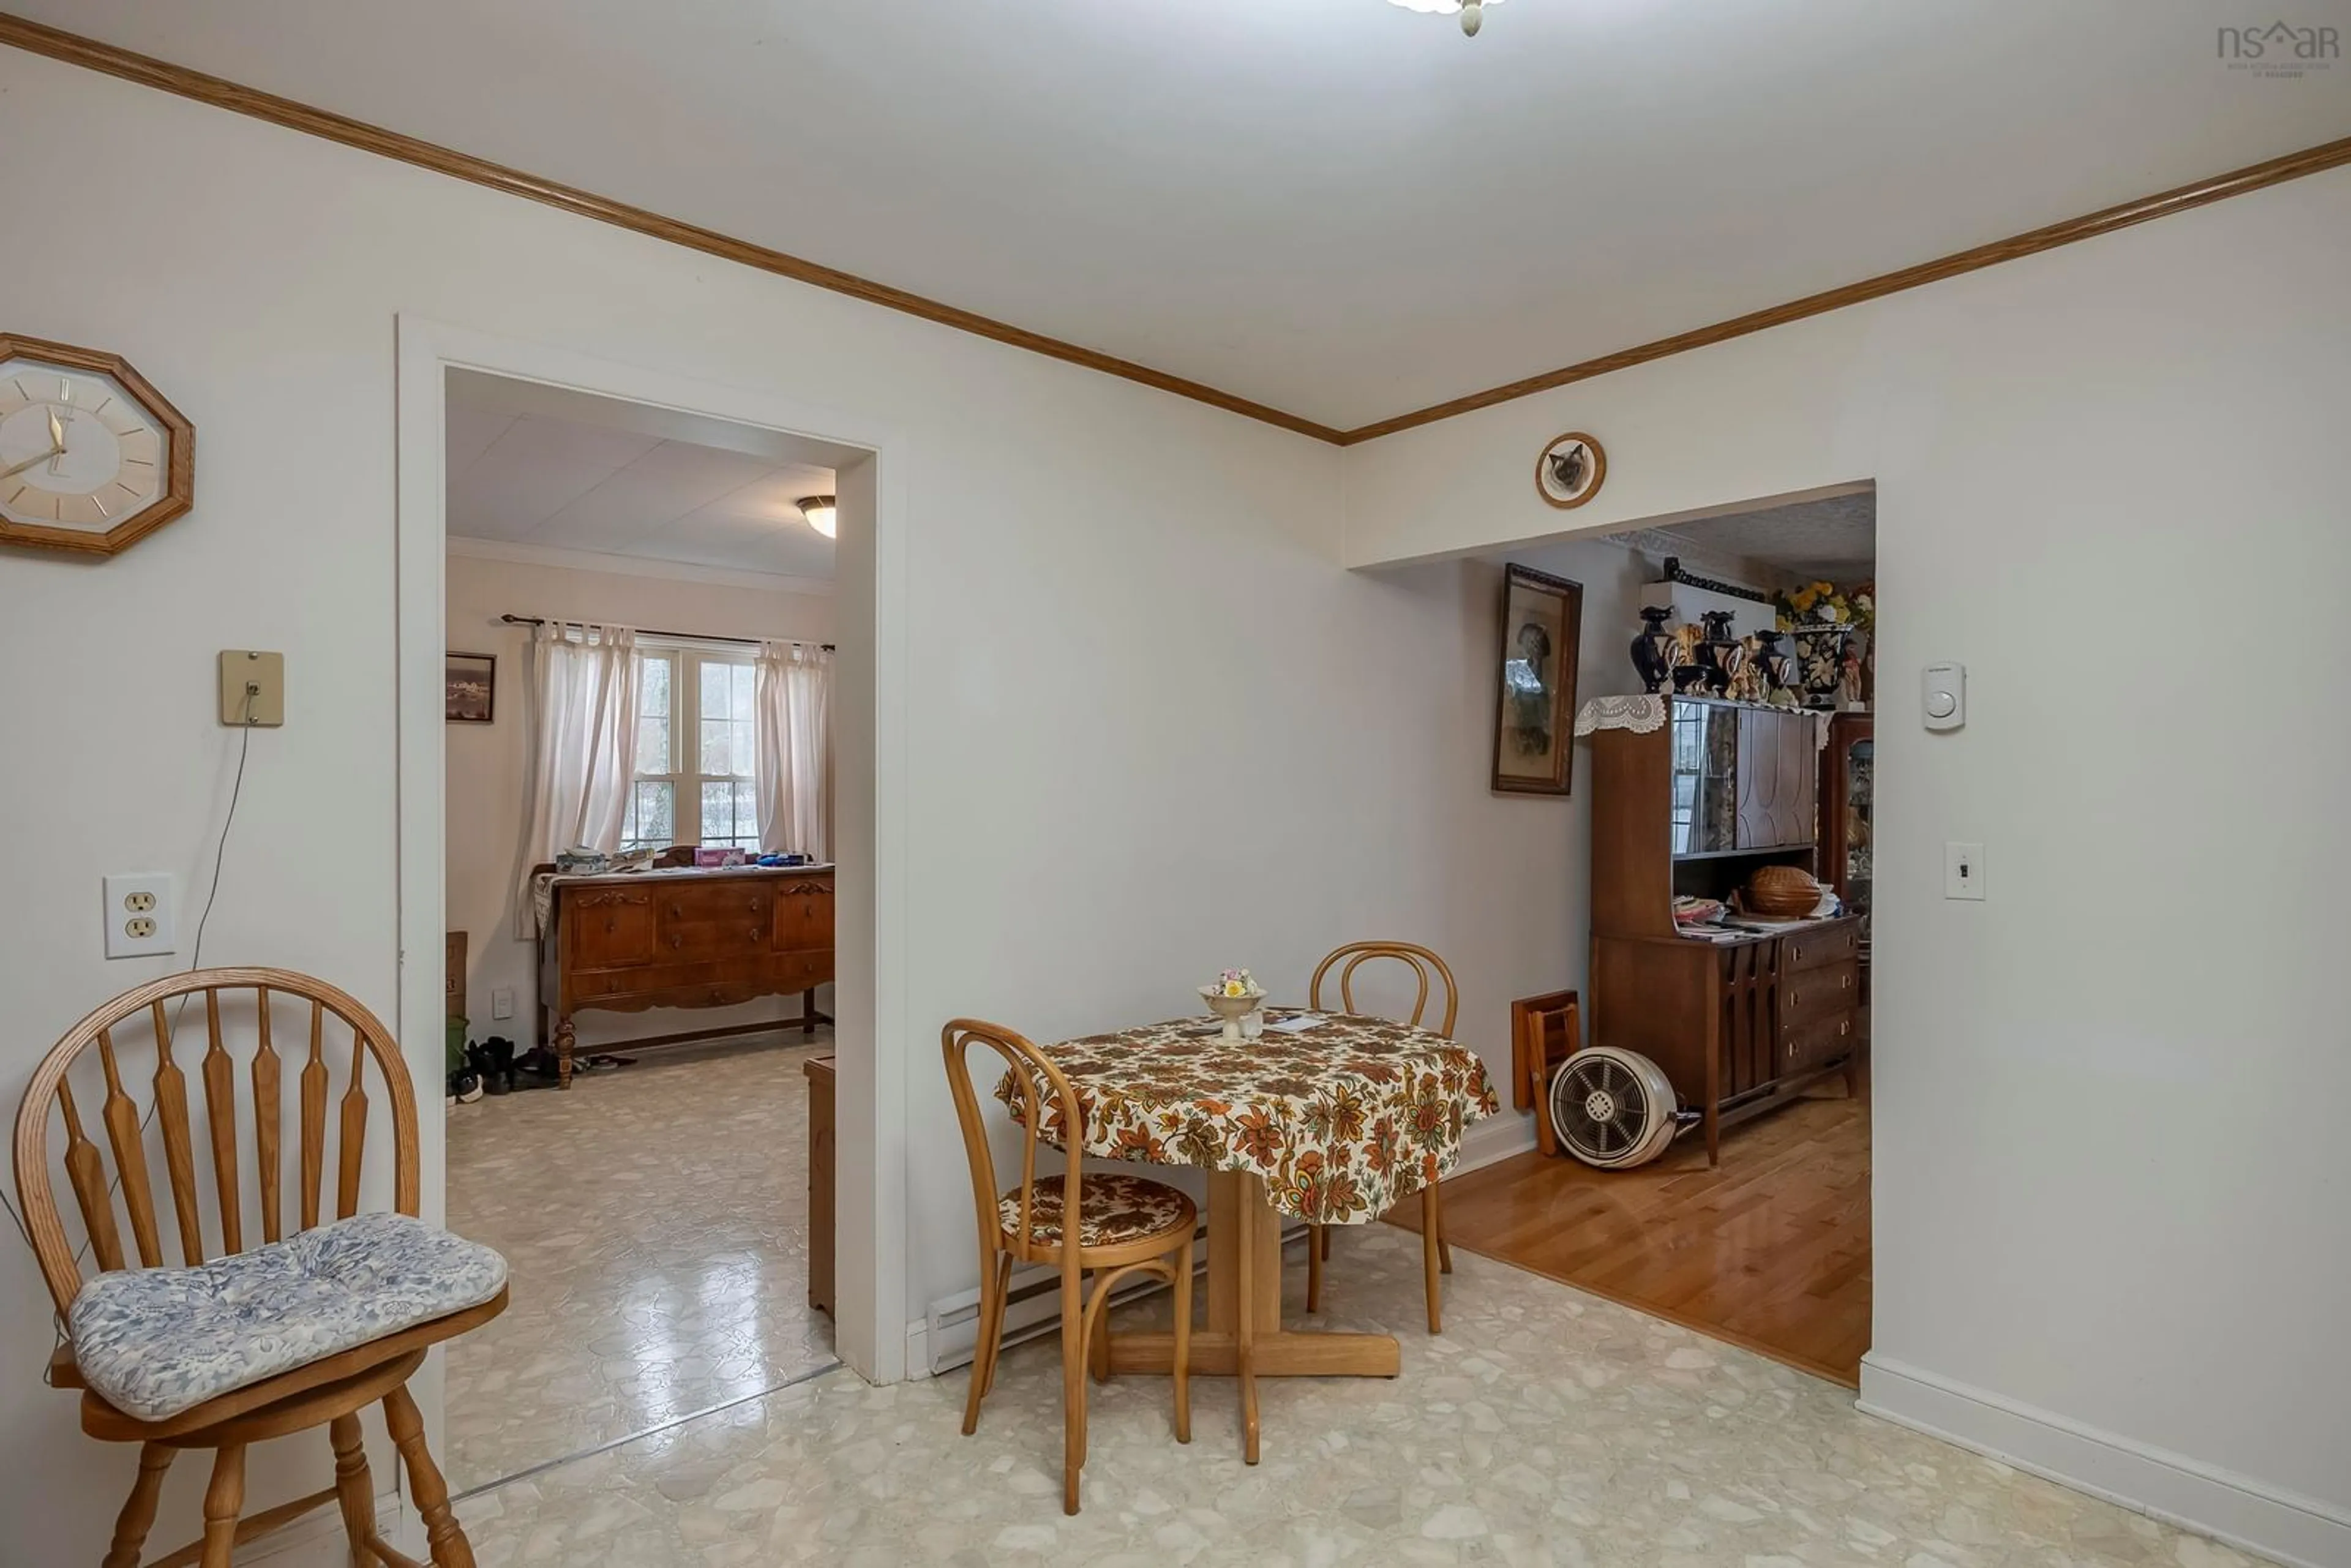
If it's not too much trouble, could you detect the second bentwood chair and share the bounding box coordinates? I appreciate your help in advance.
[943,1019,1195,1515]
[1305,941,1460,1333]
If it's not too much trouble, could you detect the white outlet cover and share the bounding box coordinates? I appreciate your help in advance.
[105,872,178,958]
[491,987,516,1021]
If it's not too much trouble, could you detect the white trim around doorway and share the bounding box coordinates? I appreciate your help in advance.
[392,315,910,1398]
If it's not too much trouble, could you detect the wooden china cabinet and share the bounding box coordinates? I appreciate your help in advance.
[1820,713,1873,914]
[1587,697,1863,1165]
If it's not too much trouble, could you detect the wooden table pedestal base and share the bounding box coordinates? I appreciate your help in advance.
[1102,1169,1398,1463]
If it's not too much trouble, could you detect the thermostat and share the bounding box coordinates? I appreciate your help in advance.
[1922,662,1965,731]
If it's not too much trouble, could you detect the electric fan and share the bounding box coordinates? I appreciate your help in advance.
[1546,1047,1687,1168]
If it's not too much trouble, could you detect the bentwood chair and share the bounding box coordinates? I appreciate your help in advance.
[1305,941,1460,1333]
[13,969,508,1567]
[943,1019,1194,1515]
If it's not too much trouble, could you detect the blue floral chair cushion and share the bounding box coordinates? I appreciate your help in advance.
[68,1212,509,1424]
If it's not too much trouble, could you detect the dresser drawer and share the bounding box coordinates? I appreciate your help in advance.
[1779,1013,1857,1076]
[568,891,656,969]
[771,878,835,953]
[1782,921,1861,973]
[1780,960,1859,1027]
[661,883,773,925]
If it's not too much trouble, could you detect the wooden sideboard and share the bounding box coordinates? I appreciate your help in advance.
[805,1052,836,1319]
[1588,697,1862,1163]
[536,863,835,1087]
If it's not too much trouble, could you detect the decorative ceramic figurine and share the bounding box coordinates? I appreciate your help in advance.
[1755,629,1794,693]
[1629,606,1677,694]
[1728,635,1768,702]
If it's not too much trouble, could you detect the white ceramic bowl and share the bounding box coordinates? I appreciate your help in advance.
[1199,986,1263,1036]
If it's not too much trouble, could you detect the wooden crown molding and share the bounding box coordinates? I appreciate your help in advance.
[6,13,2348,449]
[1335,131,2351,445]
[0,13,1344,445]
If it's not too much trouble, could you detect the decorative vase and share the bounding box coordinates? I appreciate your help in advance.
[1791,623,1851,708]
[1629,606,1676,694]
[1199,986,1263,1043]
[1673,664,1712,695]
[1754,629,1794,693]
[1698,612,1739,696]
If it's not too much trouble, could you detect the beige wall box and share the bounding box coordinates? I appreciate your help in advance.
[218,649,284,726]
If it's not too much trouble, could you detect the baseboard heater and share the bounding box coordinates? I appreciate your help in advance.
[925,1217,1309,1376]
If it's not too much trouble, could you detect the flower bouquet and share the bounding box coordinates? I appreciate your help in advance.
[1199,968,1265,1042]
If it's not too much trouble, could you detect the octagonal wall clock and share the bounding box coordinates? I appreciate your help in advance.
[0,334,193,557]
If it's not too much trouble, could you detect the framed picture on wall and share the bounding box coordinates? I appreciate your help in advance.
[1491,565,1583,795]
[446,652,496,723]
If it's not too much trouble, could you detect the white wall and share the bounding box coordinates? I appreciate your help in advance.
[1345,171,2351,1566]
[442,550,836,1052]
[0,47,1581,1562]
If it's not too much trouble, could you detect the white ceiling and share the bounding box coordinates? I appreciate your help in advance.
[1640,490,1877,580]
[444,372,838,579]
[27,2,2350,429]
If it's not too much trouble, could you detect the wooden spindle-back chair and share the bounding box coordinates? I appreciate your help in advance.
[13,967,506,1568]
[1305,941,1461,1332]
[942,1018,1194,1515]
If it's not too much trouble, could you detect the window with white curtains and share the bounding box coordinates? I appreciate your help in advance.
[620,644,762,852]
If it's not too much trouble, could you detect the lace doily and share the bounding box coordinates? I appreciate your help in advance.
[1573,696,1668,737]
[1573,694,1846,745]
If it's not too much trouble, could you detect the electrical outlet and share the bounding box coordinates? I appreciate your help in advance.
[105,873,177,958]
[491,987,515,1021]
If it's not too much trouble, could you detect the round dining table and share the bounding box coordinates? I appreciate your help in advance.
[998,1007,1498,1462]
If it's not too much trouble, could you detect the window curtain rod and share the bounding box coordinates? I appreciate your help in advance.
[500,613,834,653]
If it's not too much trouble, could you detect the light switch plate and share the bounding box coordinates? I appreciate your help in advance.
[219,650,285,726]
[1945,842,1985,901]
[491,987,515,1021]
[105,872,178,958]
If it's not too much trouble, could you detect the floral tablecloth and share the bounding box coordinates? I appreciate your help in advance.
[995,1011,1499,1226]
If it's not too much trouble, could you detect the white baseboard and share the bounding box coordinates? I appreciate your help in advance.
[1452,1111,1536,1176]
[240,1489,413,1564]
[1859,1356,2350,1568]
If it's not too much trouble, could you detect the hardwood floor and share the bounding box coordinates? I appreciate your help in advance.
[1390,1078,1870,1386]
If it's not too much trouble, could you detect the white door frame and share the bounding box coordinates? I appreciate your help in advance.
[392,314,909,1385]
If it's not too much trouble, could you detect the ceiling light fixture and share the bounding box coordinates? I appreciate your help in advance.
[1388,0,1504,36]
[795,495,837,539]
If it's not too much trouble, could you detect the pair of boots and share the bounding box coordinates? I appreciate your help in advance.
[465,1037,519,1095]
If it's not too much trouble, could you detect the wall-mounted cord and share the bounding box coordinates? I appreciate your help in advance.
[1,687,260,1368]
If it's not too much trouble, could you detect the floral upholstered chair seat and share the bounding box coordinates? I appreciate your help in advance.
[69,1211,509,1423]
[997,1172,1193,1248]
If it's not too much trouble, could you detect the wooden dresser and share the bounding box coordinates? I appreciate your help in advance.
[1588,697,1862,1163]
[537,863,835,1087]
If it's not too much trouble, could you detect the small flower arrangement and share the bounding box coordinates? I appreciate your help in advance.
[1212,968,1263,999]
[1775,580,1874,631]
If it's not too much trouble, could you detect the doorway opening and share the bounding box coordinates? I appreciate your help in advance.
[433,369,864,1492]
[1421,486,1878,1387]
[392,321,905,1511]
